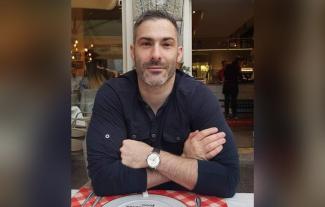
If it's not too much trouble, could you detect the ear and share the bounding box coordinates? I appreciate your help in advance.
[176,46,183,64]
[130,44,135,62]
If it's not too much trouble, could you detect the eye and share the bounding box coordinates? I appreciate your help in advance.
[162,40,174,48]
[140,41,152,46]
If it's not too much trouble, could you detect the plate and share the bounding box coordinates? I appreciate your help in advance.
[102,194,186,207]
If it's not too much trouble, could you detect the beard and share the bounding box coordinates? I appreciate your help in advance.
[135,59,176,87]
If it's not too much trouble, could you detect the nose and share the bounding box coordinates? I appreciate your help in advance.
[151,44,162,62]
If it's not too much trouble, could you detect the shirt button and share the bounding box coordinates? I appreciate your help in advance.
[131,134,137,139]
[176,136,181,141]
[151,134,157,142]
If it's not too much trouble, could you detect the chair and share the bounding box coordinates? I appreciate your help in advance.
[71,107,90,153]
[72,95,97,199]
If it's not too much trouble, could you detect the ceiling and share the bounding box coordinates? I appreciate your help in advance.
[192,0,254,38]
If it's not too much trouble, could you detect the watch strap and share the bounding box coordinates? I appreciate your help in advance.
[152,147,160,154]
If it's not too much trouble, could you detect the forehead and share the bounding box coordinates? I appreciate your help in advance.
[135,19,178,41]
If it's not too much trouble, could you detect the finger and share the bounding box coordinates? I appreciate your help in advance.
[189,130,199,139]
[201,132,226,146]
[120,148,128,158]
[205,138,226,152]
[201,134,219,145]
[122,139,129,146]
[215,132,226,140]
[194,127,219,141]
[120,152,125,161]
[206,145,223,160]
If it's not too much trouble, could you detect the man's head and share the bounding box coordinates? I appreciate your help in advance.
[221,60,227,68]
[232,57,243,67]
[131,10,183,87]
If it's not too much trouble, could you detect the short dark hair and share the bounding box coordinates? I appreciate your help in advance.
[232,57,242,65]
[133,10,179,43]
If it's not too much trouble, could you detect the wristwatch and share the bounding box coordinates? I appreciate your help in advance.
[146,148,160,169]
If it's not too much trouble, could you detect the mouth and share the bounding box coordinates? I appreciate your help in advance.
[146,66,165,73]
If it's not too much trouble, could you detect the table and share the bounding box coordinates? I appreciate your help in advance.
[71,188,254,207]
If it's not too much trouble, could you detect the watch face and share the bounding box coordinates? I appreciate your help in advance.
[147,153,160,168]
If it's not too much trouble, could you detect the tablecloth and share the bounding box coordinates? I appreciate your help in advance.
[71,187,228,207]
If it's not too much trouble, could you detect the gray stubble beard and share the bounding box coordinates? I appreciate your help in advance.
[135,62,176,87]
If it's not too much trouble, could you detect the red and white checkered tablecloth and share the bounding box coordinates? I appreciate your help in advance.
[71,187,227,207]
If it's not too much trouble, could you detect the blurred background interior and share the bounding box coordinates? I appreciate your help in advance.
[71,0,254,193]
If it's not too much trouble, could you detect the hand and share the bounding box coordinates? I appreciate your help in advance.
[120,139,152,169]
[182,127,226,160]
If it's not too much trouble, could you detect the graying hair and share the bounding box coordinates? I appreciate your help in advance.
[133,10,180,44]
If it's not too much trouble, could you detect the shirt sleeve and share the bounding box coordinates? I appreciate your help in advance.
[86,84,147,196]
[189,84,240,197]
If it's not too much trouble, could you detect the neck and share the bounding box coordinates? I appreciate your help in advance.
[138,75,175,114]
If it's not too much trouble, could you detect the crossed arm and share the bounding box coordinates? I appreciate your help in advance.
[120,127,226,190]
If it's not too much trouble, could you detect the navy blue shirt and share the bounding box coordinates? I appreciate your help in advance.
[86,70,239,197]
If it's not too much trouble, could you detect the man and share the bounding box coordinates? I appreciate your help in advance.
[218,60,227,84]
[86,10,239,198]
[223,58,242,118]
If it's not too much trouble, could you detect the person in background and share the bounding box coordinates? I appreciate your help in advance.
[71,68,82,92]
[87,61,109,90]
[86,10,239,197]
[222,57,242,119]
[79,68,89,93]
[80,61,118,91]
[218,60,227,84]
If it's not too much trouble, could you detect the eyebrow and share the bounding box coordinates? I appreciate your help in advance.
[137,37,176,42]
[137,37,152,42]
[162,37,176,42]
